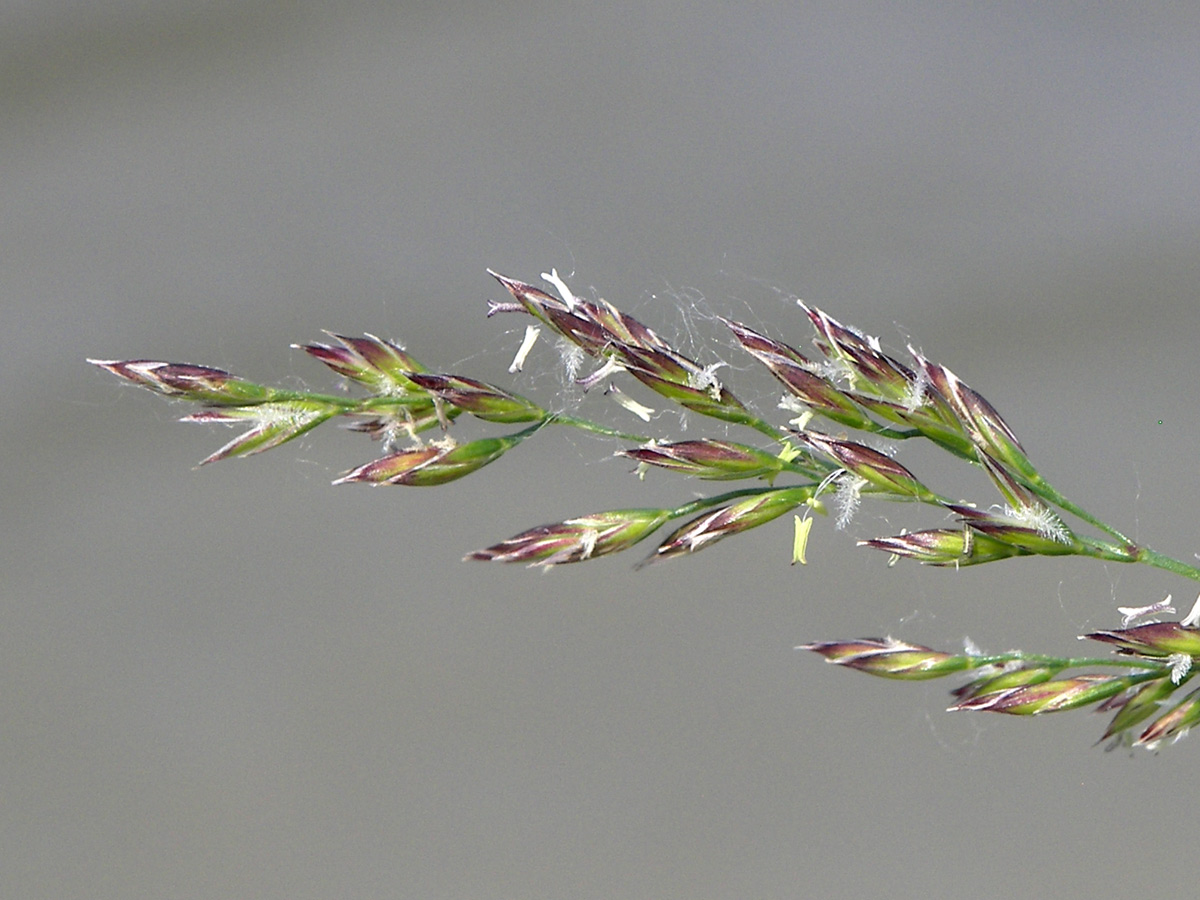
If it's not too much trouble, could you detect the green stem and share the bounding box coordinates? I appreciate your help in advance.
[705,407,790,443]
[1134,547,1200,584]
[1069,533,1200,585]
[545,413,650,443]
[1023,474,1200,584]
[745,416,791,443]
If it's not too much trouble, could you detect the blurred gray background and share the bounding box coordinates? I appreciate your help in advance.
[5,2,1200,898]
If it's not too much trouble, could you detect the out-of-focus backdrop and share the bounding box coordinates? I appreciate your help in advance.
[5,3,1200,897]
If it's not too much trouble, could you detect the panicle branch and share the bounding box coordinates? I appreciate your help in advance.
[802,616,1200,748]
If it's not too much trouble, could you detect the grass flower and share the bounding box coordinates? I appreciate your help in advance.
[860,528,1026,566]
[648,488,813,563]
[295,332,428,393]
[334,423,544,487]
[467,509,673,567]
[404,373,547,424]
[88,359,274,405]
[1084,622,1200,659]
[618,439,791,482]
[721,318,876,432]
[183,401,341,465]
[792,431,938,503]
[800,638,973,679]
[949,674,1141,715]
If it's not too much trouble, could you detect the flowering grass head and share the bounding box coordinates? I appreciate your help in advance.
[92,266,1200,749]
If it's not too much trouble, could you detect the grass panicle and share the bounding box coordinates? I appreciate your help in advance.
[92,268,1200,749]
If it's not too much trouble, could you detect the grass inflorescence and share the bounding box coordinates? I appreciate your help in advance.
[92,269,1200,749]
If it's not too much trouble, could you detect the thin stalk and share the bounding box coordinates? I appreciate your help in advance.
[700,407,789,443]
[966,653,1167,672]
[1134,546,1200,584]
[545,413,650,443]
[1063,524,1200,585]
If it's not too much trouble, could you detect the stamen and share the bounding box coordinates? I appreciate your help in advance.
[1118,595,1175,627]
[605,382,655,421]
[576,357,623,391]
[792,514,813,565]
[542,268,577,310]
[508,324,541,373]
[1182,593,1200,628]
